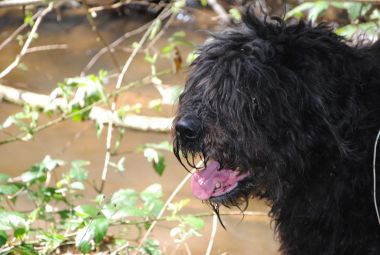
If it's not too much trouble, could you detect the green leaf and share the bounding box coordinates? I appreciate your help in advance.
[186,51,199,65]
[110,189,138,208]
[0,184,21,195]
[102,204,146,220]
[0,173,10,183]
[141,184,164,216]
[0,230,7,247]
[70,160,89,181]
[0,211,27,231]
[143,239,161,255]
[75,217,109,253]
[182,215,205,230]
[229,8,242,22]
[308,1,329,23]
[285,2,315,20]
[24,10,34,27]
[141,184,162,201]
[92,217,109,243]
[14,227,26,239]
[13,243,38,255]
[70,181,85,190]
[149,19,162,40]
[153,154,165,176]
[39,231,65,254]
[144,141,173,152]
[74,204,99,218]
[109,157,125,172]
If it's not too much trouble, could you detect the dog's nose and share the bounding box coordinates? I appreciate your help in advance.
[175,115,201,141]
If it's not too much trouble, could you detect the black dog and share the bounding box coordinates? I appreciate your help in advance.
[173,10,380,255]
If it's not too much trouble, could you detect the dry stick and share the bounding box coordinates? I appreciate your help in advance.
[82,0,121,73]
[0,8,44,51]
[82,10,172,75]
[98,7,172,193]
[373,129,380,225]
[0,2,55,79]
[205,214,218,255]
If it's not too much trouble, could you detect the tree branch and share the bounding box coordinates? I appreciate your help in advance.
[0,2,55,79]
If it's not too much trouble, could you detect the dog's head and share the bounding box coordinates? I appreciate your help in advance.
[173,11,358,215]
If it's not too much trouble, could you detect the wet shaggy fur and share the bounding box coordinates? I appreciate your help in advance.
[172,12,380,255]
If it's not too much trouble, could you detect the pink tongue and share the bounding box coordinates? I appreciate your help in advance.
[191,161,249,200]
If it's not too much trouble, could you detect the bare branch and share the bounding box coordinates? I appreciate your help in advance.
[98,5,173,193]
[82,0,121,73]
[205,214,218,255]
[0,8,44,51]
[81,8,172,75]
[207,0,230,25]
[25,44,68,53]
[0,2,55,79]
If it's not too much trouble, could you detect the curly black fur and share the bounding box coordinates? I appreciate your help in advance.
[173,10,380,255]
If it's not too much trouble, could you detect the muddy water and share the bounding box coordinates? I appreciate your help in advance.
[0,8,279,254]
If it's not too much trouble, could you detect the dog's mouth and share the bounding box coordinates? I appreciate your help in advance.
[191,160,251,200]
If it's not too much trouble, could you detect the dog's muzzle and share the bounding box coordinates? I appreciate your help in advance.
[175,114,202,142]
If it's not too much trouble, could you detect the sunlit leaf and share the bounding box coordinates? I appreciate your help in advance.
[74,204,99,218]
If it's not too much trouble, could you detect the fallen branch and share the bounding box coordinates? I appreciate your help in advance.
[0,84,173,133]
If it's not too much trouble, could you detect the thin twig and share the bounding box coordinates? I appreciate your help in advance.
[98,6,172,193]
[205,214,218,255]
[373,129,380,225]
[0,2,55,79]
[81,9,172,75]
[207,0,231,24]
[0,8,44,51]
[88,0,131,13]
[82,0,121,73]
[26,44,68,53]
